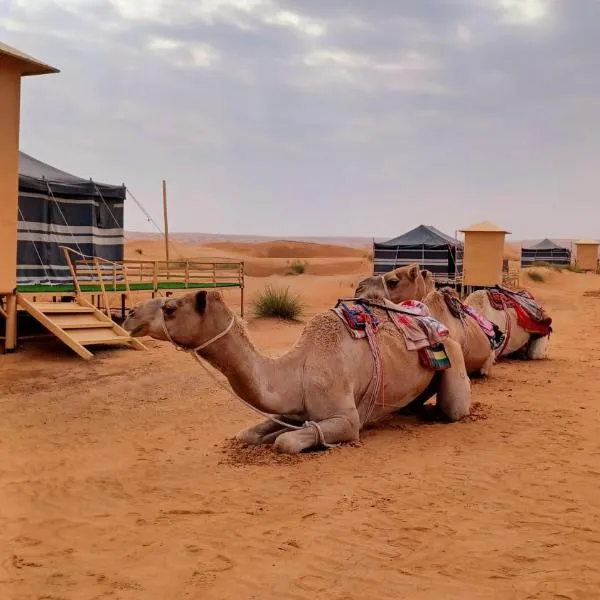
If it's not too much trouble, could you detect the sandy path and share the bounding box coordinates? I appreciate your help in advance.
[2,271,600,599]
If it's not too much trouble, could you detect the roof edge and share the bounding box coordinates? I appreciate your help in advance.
[0,42,59,76]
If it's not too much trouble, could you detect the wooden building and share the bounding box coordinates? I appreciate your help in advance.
[460,221,510,287]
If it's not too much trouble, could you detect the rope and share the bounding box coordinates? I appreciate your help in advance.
[494,295,512,358]
[45,180,85,257]
[92,180,122,230]
[159,310,340,449]
[364,322,384,420]
[125,188,186,261]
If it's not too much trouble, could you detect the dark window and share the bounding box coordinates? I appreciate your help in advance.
[96,201,113,229]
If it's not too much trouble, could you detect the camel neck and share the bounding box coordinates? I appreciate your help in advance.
[198,320,302,416]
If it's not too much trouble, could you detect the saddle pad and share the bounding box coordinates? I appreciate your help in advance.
[419,344,451,371]
[487,286,552,336]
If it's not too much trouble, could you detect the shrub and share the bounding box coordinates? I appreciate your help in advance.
[289,260,308,275]
[134,248,143,255]
[565,263,583,273]
[253,285,303,320]
[527,270,545,282]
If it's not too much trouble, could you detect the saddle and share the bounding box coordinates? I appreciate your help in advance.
[331,300,451,371]
[441,290,505,350]
[487,285,552,337]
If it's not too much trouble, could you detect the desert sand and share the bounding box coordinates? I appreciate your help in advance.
[2,239,600,600]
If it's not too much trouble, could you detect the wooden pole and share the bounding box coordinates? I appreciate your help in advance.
[5,293,17,352]
[162,179,170,279]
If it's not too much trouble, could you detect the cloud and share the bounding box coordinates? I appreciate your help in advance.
[3,0,600,239]
[147,37,220,68]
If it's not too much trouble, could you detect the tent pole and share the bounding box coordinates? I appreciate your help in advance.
[162,179,170,279]
[5,293,17,352]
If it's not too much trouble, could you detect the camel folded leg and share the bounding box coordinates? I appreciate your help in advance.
[527,335,549,359]
[235,418,293,446]
[436,338,471,421]
[479,348,495,377]
[273,412,360,454]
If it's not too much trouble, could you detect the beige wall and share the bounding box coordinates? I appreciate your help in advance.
[462,231,506,286]
[0,60,21,294]
[576,245,599,271]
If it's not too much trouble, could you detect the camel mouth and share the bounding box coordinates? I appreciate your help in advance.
[125,323,146,337]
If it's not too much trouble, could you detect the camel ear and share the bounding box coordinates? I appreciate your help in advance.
[421,269,428,278]
[408,264,419,281]
[194,291,207,315]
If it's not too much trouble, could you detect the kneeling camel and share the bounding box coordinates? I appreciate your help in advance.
[355,265,496,377]
[123,290,471,454]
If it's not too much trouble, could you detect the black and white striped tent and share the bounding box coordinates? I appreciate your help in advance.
[520,238,571,267]
[373,225,463,278]
[16,152,125,286]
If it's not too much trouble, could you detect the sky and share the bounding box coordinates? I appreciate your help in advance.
[2,0,600,240]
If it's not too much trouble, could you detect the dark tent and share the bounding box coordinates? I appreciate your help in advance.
[16,152,126,287]
[520,238,571,268]
[373,224,463,278]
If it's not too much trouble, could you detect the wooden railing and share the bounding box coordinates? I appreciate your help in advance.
[121,259,244,289]
[502,268,520,288]
[60,247,245,316]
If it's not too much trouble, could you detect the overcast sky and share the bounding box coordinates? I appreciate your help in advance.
[2,0,600,239]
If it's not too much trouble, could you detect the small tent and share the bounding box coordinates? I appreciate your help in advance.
[373,224,463,278]
[16,151,126,287]
[520,238,571,268]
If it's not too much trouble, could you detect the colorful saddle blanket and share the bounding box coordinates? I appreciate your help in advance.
[442,291,505,350]
[331,300,451,371]
[487,285,552,337]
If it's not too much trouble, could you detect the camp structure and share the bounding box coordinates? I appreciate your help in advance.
[574,240,599,272]
[4,152,246,359]
[520,238,571,268]
[460,220,509,288]
[1,44,245,359]
[0,43,59,356]
[17,151,126,288]
[372,224,463,283]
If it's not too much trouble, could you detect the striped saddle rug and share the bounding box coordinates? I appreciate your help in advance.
[331,300,452,371]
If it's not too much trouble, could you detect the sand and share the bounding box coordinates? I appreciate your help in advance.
[2,240,600,599]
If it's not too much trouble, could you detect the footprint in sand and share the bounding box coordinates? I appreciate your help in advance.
[183,552,235,596]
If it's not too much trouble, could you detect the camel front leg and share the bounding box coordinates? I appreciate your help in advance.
[235,418,292,446]
[527,335,549,359]
[436,339,471,421]
[273,412,359,454]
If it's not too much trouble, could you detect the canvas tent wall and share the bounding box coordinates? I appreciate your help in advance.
[373,224,463,278]
[520,238,571,267]
[16,151,125,287]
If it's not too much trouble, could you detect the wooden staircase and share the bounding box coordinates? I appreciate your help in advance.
[17,295,147,360]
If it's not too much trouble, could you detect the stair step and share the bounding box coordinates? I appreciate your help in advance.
[27,302,95,314]
[67,328,132,344]
[50,313,113,329]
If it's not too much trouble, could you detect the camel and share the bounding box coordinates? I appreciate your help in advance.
[464,289,550,359]
[355,265,496,377]
[122,290,471,454]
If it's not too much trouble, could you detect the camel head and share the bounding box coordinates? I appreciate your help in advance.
[354,264,433,303]
[123,291,232,349]
[122,297,168,338]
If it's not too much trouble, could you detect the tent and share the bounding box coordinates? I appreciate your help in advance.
[16,151,126,286]
[520,238,571,267]
[373,224,463,278]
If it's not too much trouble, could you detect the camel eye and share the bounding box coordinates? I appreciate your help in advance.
[163,303,177,317]
[129,309,136,318]
[387,279,399,289]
